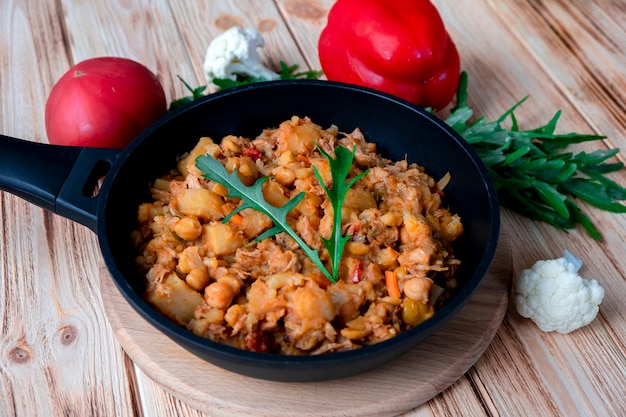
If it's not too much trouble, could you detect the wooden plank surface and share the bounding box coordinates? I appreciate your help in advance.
[1,1,624,416]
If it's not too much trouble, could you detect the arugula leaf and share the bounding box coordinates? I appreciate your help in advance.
[195,153,335,283]
[446,71,626,240]
[195,143,367,283]
[312,144,369,282]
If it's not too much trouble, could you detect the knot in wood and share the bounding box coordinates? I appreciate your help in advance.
[8,346,33,364]
[59,325,78,346]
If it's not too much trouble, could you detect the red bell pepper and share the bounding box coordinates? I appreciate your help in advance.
[318,0,460,110]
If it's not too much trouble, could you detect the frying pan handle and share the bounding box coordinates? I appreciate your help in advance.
[0,134,120,232]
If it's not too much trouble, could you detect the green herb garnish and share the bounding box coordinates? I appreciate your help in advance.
[313,144,369,282]
[195,145,365,283]
[169,76,207,111]
[169,62,322,111]
[276,61,324,81]
[212,61,322,90]
[446,71,626,240]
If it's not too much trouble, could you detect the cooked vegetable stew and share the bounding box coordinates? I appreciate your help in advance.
[132,117,463,354]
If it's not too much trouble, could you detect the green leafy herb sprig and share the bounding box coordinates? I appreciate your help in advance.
[213,61,323,90]
[445,71,626,240]
[195,144,365,283]
[169,76,207,111]
[312,145,369,282]
[169,61,322,111]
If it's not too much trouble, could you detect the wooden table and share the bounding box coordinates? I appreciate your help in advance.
[1,1,625,416]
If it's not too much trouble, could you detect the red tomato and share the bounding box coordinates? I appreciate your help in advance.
[45,57,167,149]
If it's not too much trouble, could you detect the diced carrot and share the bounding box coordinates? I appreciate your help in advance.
[220,204,243,226]
[220,204,233,216]
[385,270,401,298]
[296,154,310,164]
[228,213,243,226]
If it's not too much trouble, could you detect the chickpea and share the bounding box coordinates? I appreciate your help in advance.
[403,276,433,304]
[185,268,210,292]
[204,282,234,310]
[218,274,242,293]
[174,217,202,241]
[224,156,258,185]
[273,166,296,187]
[203,275,241,310]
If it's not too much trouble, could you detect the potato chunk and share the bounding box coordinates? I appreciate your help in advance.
[276,118,319,156]
[240,208,273,239]
[146,272,204,325]
[343,187,377,212]
[202,222,247,255]
[178,137,220,177]
[175,188,224,221]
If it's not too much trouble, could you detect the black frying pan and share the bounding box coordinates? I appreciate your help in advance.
[0,80,500,382]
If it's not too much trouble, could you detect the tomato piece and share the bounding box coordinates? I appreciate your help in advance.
[242,146,262,161]
[45,57,167,149]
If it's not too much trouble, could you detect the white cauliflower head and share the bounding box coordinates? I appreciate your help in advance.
[513,250,604,334]
[203,26,279,83]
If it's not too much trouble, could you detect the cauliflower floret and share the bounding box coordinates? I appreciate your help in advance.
[203,26,279,83]
[513,250,605,334]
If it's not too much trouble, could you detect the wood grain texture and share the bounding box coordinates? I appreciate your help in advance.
[429,7,626,416]
[99,231,510,417]
[1,0,625,416]
[166,0,316,90]
[484,0,626,145]
[0,1,136,416]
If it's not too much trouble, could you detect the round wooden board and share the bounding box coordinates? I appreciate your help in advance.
[100,229,510,417]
